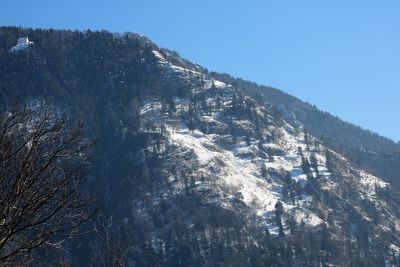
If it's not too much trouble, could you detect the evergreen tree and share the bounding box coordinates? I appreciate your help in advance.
[325,149,335,174]
[215,94,222,111]
[260,164,268,179]
[245,134,251,146]
[301,156,311,175]
[310,152,319,177]
[274,201,285,237]
[188,118,195,132]
[304,128,310,151]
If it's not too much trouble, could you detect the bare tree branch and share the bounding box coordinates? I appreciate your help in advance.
[0,103,96,265]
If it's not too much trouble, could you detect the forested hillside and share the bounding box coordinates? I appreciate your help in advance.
[211,73,400,186]
[1,26,400,266]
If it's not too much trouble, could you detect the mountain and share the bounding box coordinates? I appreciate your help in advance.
[210,73,400,187]
[1,26,400,266]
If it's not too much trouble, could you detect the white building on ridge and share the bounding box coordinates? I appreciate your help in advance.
[9,37,34,53]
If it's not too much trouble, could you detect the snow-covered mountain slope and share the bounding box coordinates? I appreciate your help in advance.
[2,27,400,266]
[137,50,399,250]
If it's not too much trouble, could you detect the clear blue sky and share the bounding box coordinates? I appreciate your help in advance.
[2,1,399,141]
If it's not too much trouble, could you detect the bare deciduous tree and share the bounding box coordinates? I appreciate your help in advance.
[0,103,95,265]
[89,215,130,267]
